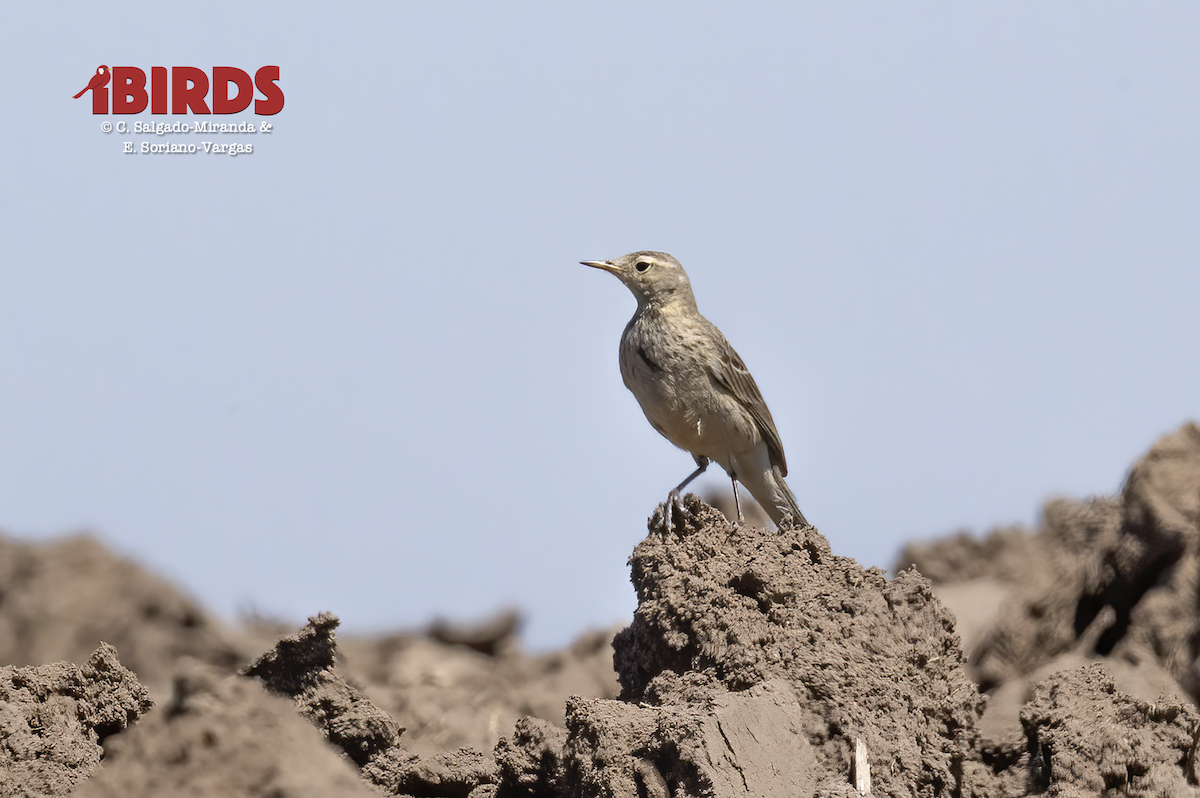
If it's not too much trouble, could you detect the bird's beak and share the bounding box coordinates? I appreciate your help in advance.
[581,260,620,275]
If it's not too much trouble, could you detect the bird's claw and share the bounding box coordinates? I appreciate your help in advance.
[662,490,695,533]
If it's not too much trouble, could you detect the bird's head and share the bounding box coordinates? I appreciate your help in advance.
[97,65,110,75]
[581,251,697,311]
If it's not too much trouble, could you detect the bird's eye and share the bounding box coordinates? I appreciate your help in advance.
[635,261,651,273]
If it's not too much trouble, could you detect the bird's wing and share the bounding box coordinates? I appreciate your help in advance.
[707,334,788,476]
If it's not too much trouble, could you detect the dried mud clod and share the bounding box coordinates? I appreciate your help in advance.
[494,716,569,796]
[244,611,401,767]
[593,495,987,798]
[910,423,1200,705]
[78,657,375,798]
[1020,663,1200,796]
[243,612,498,796]
[0,643,153,797]
[0,532,247,695]
[428,608,522,657]
[892,421,1200,793]
[561,681,820,798]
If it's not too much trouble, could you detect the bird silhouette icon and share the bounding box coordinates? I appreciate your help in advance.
[73,65,111,99]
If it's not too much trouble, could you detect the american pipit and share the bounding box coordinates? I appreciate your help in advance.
[582,251,809,529]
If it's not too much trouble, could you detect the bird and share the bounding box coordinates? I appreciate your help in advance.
[73,66,111,99]
[581,250,808,530]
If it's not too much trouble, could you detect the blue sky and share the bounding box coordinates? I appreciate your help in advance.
[2,3,1197,648]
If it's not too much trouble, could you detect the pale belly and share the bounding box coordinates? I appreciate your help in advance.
[619,339,759,470]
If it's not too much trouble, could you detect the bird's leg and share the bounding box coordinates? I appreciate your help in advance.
[665,456,709,530]
[730,474,743,525]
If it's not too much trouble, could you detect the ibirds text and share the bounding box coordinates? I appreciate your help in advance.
[84,66,284,116]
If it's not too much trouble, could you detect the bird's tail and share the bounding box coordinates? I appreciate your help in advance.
[764,466,809,528]
[731,446,809,528]
[73,89,87,99]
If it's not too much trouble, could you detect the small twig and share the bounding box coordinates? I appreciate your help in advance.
[853,737,872,796]
[1186,722,1200,786]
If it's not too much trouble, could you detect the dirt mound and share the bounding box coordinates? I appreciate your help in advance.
[234,420,1200,797]
[1019,663,1200,796]
[4,421,1200,796]
[0,532,247,696]
[0,527,620,759]
[338,618,620,755]
[76,655,374,798]
[900,424,1200,744]
[219,505,989,797]
[0,644,152,796]
[605,499,984,796]
[247,612,497,796]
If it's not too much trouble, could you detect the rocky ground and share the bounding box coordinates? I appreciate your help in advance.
[2,421,1199,797]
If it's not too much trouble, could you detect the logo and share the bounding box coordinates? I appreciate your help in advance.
[73,65,111,99]
[74,66,284,115]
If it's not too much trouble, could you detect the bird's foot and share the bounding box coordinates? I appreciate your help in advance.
[657,489,696,534]
[779,511,811,531]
